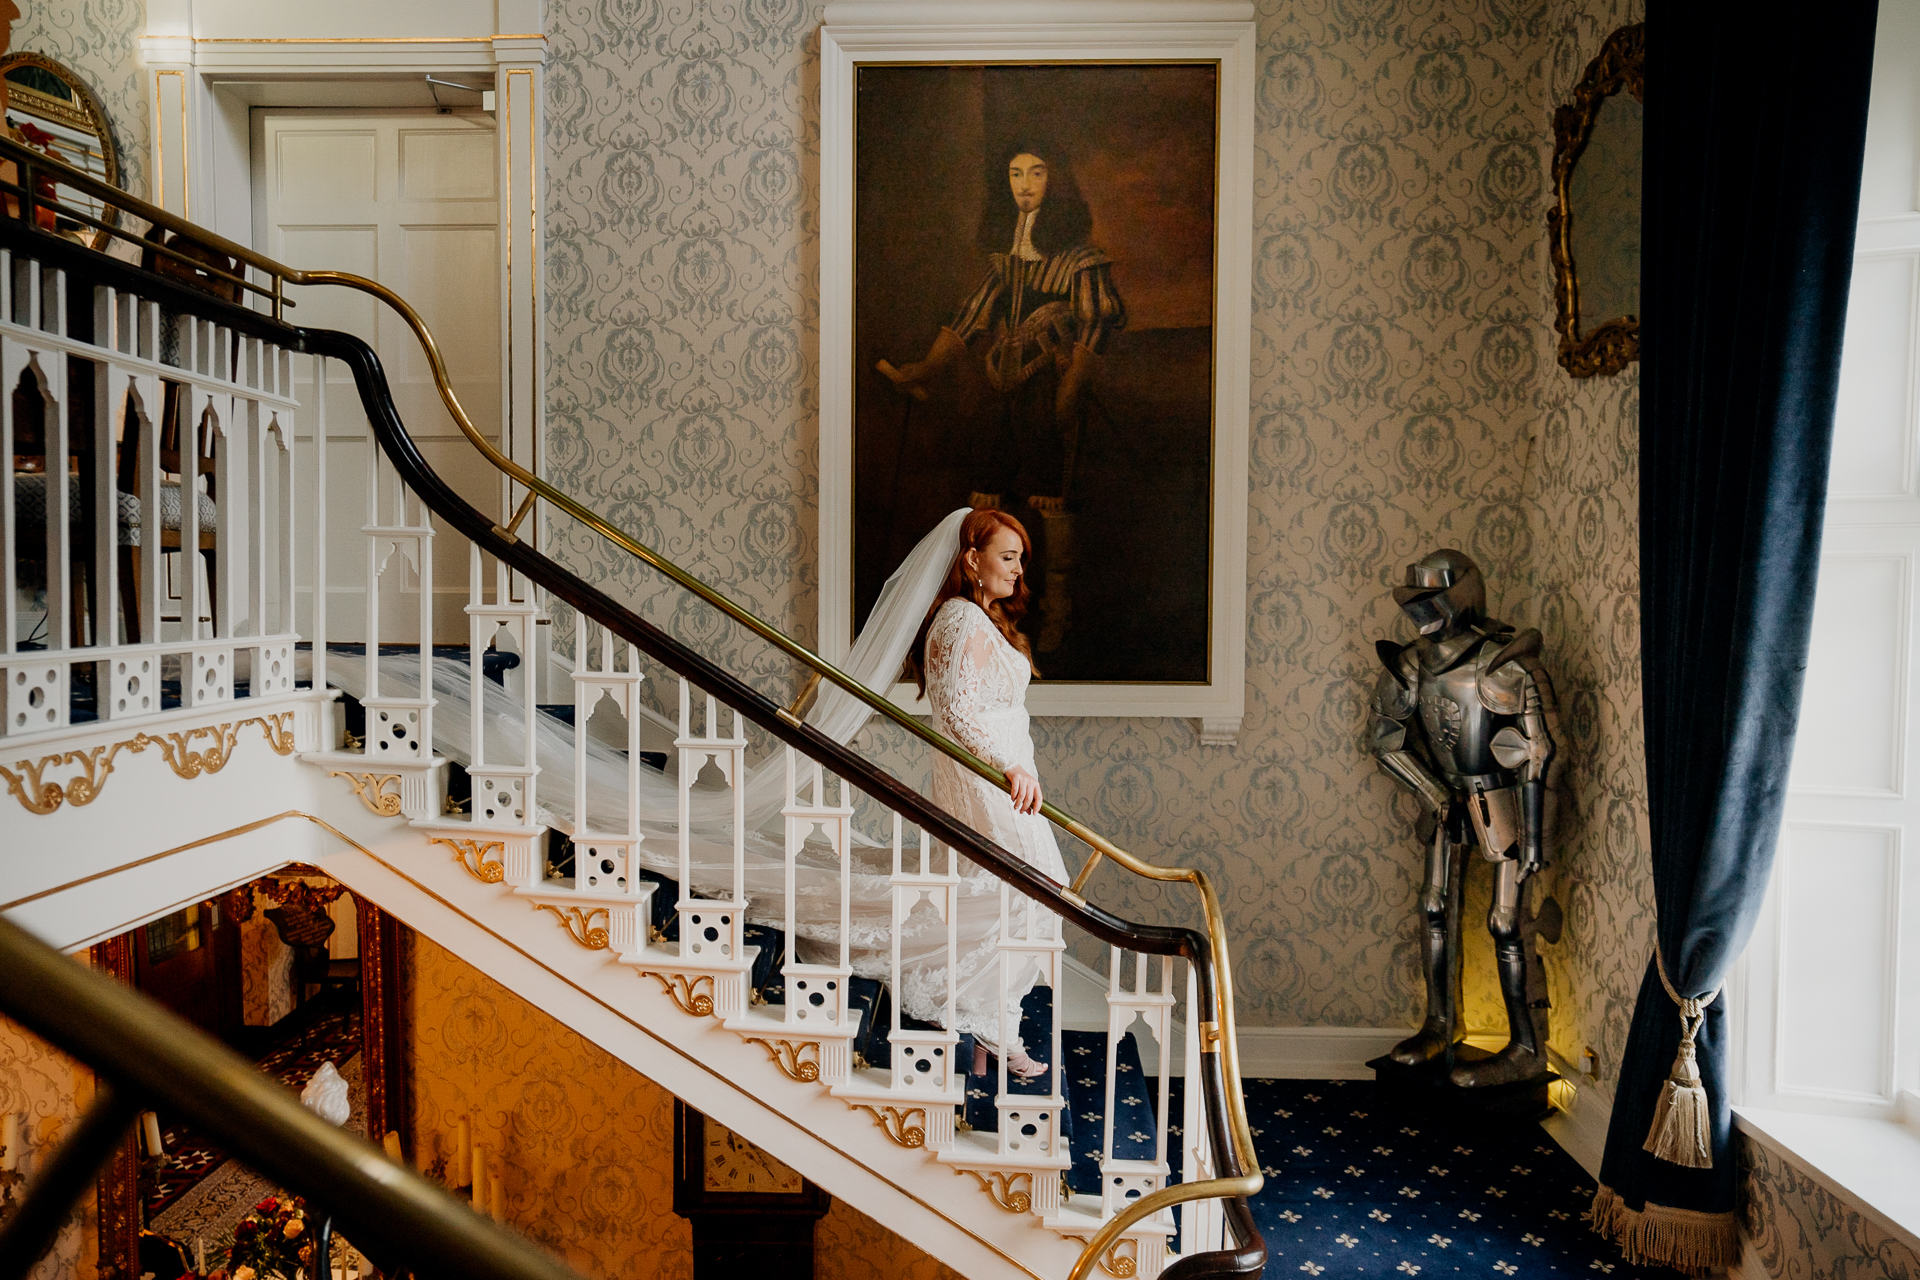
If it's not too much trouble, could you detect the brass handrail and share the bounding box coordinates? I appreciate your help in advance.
[0,137,1262,1272]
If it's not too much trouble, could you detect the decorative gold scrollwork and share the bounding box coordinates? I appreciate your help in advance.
[2,714,303,816]
[643,971,715,1017]
[331,771,404,817]
[759,1039,821,1083]
[962,1169,1032,1214]
[533,902,609,950]
[433,837,506,884]
[857,1104,926,1149]
[147,722,243,778]
[1100,1241,1139,1278]
[239,711,298,755]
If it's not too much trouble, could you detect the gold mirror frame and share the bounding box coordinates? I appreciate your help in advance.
[0,50,120,249]
[1549,23,1643,378]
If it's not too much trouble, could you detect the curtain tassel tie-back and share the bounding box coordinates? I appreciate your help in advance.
[1643,948,1720,1169]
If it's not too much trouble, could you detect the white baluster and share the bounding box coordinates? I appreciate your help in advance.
[1179,961,1224,1256]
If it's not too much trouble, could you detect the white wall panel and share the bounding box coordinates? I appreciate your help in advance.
[276,131,378,206]
[1777,823,1900,1101]
[1830,255,1916,498]
[400,130,497,201]
[1790,554,1909,794]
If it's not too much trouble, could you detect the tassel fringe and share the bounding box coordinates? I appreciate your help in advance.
[1643,1040,1713,1167]
[1647,948,1721,1168]
[1588,1184,1739,1277]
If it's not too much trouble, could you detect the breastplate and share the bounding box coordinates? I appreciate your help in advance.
[1415,651,1505,780]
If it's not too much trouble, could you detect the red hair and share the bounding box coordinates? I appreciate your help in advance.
[902,509,1037,698]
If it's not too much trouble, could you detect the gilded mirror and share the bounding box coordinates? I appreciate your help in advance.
[1550,24,1642,377]
[0,51,119,248]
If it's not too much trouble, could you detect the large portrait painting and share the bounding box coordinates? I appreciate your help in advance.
[821,18,1254,728]
[856,62,1216,681]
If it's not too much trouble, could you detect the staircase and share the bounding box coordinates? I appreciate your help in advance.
[0,138,1264,1280]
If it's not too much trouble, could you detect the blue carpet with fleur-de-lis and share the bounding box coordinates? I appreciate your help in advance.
[1234,1078,1683,1280]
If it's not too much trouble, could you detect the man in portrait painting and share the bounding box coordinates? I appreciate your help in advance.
[878,141,1127,651]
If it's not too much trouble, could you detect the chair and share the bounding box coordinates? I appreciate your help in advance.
[8,375,218,646]
[115,380,218,643]
[264,902,361,1008]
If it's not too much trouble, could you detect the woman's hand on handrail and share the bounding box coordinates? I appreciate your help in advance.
[1006,764,1042,815]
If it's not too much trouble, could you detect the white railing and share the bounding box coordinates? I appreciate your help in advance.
[0,234,1236,1276]
[0,249,300,739]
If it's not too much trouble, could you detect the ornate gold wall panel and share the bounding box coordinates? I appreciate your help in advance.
[401,932,959,1279]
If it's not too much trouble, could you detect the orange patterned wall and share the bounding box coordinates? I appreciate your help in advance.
[400,932,962,1280]
[0,1015,97,1280]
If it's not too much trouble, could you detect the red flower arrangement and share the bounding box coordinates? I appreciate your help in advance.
[220,1194,316,1280]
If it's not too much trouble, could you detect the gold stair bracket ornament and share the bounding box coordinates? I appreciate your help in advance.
[330,771,404,817]
[962,1169,1032,1214]
[1199,1021,1223,1053]
[2,715,301,816]
[434,837,506,884]
[856,1104,926,1149]
[532,903,609,950]
[1100,1240,1139,1278]
[759,1039,822,1083]
[643,971,715,1017]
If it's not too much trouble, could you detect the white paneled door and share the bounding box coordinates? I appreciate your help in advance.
[256,110,502,644]
[1737,0,1920,1117]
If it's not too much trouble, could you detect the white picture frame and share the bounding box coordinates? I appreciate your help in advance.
[817,1,1255,739]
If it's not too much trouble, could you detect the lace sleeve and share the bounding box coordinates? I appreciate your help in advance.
[925,603,1005,770]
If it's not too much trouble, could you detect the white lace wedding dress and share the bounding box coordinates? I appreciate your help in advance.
[913,597,1068,1048]
[323,510,1068,1047]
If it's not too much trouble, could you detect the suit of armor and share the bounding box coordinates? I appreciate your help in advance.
[1371,550,1559,1088]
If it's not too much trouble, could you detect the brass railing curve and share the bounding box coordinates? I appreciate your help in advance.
[0,144,1264,1277]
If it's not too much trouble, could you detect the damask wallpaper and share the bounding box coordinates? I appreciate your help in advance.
[0,1014,95,1280]
[1520,0,1650,1105]
[9,0,148,200]
[539,0,1652,1089]
[401,931,960,1280]
[1736,1135,1920,1280]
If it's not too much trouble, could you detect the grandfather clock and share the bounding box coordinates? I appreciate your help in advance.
[673,1102,830,1278]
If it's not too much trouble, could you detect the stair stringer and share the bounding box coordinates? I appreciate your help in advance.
[307,795,1087,1280]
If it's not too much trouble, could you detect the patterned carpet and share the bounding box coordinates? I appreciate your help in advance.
[149,1055,365,1264]
[144,1003,362,1220]
[1213,1078,1683,1280]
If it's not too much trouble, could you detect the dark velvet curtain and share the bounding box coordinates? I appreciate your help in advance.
[1593,1,1879,1269]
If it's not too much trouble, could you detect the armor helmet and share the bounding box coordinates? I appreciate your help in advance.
[1393,550,1485,635]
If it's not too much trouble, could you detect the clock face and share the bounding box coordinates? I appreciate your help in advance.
[703,1120,804,1194]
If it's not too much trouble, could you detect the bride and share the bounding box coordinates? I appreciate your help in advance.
[902,509,1067,1077]
[322,507,1068,1073]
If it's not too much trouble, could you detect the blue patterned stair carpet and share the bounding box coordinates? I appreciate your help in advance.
[1235,1078,1682,1280]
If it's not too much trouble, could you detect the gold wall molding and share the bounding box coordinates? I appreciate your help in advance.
[533,902,609,950]
[433,837,505,884]
[856,1104,926,1149]
[758,1038,821,1083]
[962,1169,1032,1214]
[0,713,297,816]
[330,771,404,817]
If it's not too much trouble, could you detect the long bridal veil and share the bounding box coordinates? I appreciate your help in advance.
[324,509,1032,1036]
